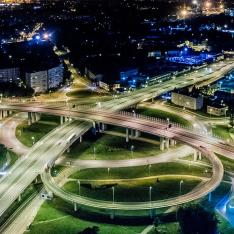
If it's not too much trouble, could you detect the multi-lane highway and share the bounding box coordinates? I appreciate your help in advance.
[0,59,233,217]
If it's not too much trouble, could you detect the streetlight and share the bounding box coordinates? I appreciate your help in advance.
[131,145,134,158]
[77,180,80,195]
[93,146,96,160]
[149,164,152,176]
[179,180,184,194]
[31,136,35,145]
[149,186,152,203]
[112,186,115,204]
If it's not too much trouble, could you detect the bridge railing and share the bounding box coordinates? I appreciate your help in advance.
[117,110,234,145]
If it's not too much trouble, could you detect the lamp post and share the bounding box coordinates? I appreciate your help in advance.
[149,186,152,203]
[179,180,184,194]
[149,164,152,176]
[112,186,115,204]
[77,180,80,195]
[93,146,96,160]
[131,145,134,158]
[31,136,35,145]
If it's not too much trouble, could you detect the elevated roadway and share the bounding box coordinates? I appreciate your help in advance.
[0,59,233,216]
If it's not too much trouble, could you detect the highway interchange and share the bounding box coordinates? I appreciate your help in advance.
[0,59,233,229]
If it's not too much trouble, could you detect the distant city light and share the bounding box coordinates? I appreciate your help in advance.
[43,33,50,40]
[35,35,40,40]
[205,1,211,8]
[181,9,188,17]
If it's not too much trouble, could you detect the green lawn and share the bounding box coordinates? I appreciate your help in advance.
[149,222,179,234]
[212,125,232,140]
[70,163,209,180]
[0,145,18,169]
[16,115,60,147]
[26,199,146,234]
[136,107,191,127]
[63,176,201,202]
[66,133,163,160]
[216,154,234,172]
[218,214,234,234]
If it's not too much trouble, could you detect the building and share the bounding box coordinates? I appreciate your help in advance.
[171,89,204,110]
[207,104,228,116]
[0,67,20,83]
[25,63,64,93]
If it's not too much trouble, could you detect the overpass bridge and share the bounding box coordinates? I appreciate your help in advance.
[0,58,233,217]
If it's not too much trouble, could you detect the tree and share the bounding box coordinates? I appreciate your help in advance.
[177,204,218,234]
[229,106,234,128]
[78,226,100,234]
[153,216,160,233]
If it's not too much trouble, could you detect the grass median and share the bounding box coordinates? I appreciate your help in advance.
[63,176,202,202]
[16,115,60,147]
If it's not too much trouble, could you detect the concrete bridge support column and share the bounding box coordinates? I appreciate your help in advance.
[2,110,8,118]
[135,130,141,138]
[160,137,165,151]
[130,129,134,137]
[7,110,12,116]
[97,122,101,133]
[165,138,170,150]
[35,113,41,122]
[101,123,107,132]
[31,112,37,124]
[193,150,198,161]
[170,139,175,146]
[198,152,202,160]
[60,116,64,125]
[126,128,129,143]
[28,112,32,126]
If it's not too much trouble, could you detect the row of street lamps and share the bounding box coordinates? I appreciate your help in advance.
[76,179,184,204]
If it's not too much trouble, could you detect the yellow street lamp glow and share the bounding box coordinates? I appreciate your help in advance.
[205,1,211,8]
[181,9,187,17]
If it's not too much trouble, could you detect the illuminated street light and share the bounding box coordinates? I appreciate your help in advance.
[181,9,188,17]
[43,33,50,40]
[205,1,211,9]
[149,186,152,203]
[179,180,184,194]
[77,180,80,195]
[112,186,115,204]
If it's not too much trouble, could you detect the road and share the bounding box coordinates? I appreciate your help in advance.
[0,58,233,219]
[0,105,224,210]
[41,116,223,210]
[0,120,91,217]
[0,113,29,155]
[56,145,194,169]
